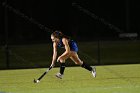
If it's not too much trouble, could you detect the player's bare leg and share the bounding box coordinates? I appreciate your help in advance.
[70,52,96,77]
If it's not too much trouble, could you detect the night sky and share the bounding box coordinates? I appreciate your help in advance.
[0,0,140,44]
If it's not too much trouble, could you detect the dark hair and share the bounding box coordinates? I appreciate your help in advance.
[51,31,70,39]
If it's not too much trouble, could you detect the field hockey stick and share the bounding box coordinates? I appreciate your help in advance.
[34,66,53,83]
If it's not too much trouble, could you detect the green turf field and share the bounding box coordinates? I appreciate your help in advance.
[0,64,140,93]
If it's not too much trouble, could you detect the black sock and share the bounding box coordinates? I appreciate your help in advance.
[81,62,92,71]
[60,63,65,75]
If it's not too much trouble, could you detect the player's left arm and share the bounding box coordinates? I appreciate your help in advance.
[57,38,71,62]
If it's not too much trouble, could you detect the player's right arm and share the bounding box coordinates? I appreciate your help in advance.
[51,42,57,67]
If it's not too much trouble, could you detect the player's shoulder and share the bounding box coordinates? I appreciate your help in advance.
[62,38,70,45]
[62,37,68,42]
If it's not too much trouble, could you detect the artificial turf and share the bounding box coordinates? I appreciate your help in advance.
[0,64,140,93]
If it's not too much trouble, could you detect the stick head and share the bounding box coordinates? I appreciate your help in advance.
[33,79,40,83]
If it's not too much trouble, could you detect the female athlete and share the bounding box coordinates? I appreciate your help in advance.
[50,31,96,79]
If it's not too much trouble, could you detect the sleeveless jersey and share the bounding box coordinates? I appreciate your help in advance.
[57,38,78,52]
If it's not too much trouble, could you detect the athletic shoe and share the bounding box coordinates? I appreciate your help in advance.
[55,73,63,79]
[91,66,96,77]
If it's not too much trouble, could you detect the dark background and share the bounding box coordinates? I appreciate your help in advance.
[0,0,140,45]
[0,0,140,69]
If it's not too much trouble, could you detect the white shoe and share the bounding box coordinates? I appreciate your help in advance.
[91,66,96,77]
[55,73,63,79]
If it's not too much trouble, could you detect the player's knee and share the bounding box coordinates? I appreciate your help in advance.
[75,61,83,65]
[59,58,65,63]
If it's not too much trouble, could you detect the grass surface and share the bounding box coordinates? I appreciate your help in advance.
[0,64,140,93]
